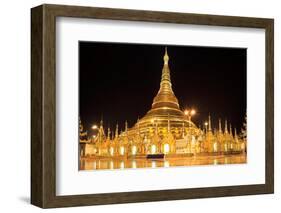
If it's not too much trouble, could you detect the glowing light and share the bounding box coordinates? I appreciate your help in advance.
[92,125,98,129]
[184,110,189,115]
[190,109,196,116]
[204,122,208,126]
[164,160,170,167]
[213,159,218,165]
[120,146,125,155]
[213,142,218,152]
[109,147,114,156]
[224,144,228,152]
[92,135,96,138]
[151,161,156,168]
[132,160,137,169]
[120,161,125,169]
[132,146,137,155]
[109,160,114,169]
[151,144,156,154]
[163,144,170,154]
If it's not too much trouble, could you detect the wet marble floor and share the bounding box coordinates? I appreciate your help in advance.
[80,153,247,170]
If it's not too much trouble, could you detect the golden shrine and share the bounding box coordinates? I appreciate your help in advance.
[79,48,246,159]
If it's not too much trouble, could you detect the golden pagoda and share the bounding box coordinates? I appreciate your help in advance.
[80,48,246,159]
[127,48,200,139]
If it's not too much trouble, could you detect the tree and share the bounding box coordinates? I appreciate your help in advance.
[240,113,247,140]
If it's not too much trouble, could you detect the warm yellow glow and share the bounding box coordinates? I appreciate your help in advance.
[163,144,170,154]
[120,146,125,155]
[131,146,137,155]
[132,160,137,169]
[213,159,218,165]
[79,49,247,170]
[190,109,196,116]
[213,142,218,152]
[110,147,114,156]
[109,160,114,169]
[92,125,98,129]
[224,144,228,152]
[164,160,170,167]
[151,144,156,154]
[120,161,125,169]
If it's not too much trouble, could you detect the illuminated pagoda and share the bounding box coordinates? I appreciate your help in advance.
[81,48,246,158]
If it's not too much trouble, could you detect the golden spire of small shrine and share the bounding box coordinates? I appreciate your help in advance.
[208,114,212,131]
[107,127,111,140]
[115,123,119,138]
[125,120,128,133]
[225,120,228,134]
[219,118,222,133]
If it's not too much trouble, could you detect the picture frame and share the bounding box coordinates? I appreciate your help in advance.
[31,4,274,208]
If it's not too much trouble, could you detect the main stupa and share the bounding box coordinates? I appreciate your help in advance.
[127,48,198,139]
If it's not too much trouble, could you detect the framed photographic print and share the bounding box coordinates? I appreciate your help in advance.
[31,4,274,208]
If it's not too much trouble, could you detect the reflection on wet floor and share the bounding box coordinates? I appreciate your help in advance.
[80,153,246,170]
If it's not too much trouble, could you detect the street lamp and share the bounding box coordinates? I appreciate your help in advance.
[184,108,196,127]
[92,124,98,130]
[204,122,208,133]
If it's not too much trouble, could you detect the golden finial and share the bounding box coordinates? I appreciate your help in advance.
[219,118,222,132]
[164,47,169,65]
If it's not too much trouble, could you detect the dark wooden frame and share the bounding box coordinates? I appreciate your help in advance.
[31,4,274,208]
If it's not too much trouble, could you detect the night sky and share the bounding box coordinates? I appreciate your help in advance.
[79,42,246,135]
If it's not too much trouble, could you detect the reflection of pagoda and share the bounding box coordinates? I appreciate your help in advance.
[80,48,246,158]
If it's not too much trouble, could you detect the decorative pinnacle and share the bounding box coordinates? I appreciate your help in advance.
[219,118,222,132]
[225,120,228,133]
[164,47,169,65]
[125,120,128,132]
[208,114,212,131]
[115,123,119,138]
[107,128,111,139]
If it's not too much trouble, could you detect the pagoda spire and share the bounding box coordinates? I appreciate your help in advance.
[230,123,233,137]
[208,114,212,131]
[151,47,180,110]
[225,120,228,134]
[219,118,222,133]
[107,127,111,140]
[115,123,119,138]
[125,120,128,133]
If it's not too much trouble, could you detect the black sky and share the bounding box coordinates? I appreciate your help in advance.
[79,42,246,134]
